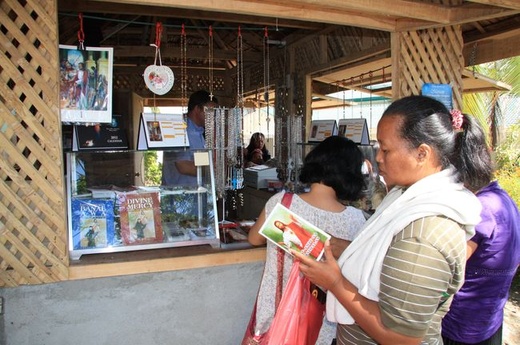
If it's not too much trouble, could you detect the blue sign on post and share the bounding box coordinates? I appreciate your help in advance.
[421,83,453,110]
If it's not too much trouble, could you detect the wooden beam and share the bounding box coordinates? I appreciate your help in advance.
[464,17,520,43]
[69,247,266,280]
[311,44,391,78]
[261,0,452,24]
[114,45,259,62]
[448,3,519,24]
[58,0,327,30]
[467,0,520,11]
[88,0,398,31]
[463,31,520,65]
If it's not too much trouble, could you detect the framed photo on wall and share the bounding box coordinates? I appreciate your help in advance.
[59,45,113,124]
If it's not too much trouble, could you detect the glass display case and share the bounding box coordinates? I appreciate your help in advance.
[66,149,220,260]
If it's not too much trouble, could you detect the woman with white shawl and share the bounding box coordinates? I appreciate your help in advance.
[294,95,482,345]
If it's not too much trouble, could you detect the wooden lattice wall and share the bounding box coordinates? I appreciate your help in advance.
[392,25,464,108]
[0,0,68,287]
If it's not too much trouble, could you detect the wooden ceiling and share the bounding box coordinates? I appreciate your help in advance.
[58,0,520,102]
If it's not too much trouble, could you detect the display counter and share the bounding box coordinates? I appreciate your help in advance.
[66,149,220,260]
[236,186,276,220]
[65,149,276,271]
[69,245,266,280]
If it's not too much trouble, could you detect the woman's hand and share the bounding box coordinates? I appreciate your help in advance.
[292,240,343,291]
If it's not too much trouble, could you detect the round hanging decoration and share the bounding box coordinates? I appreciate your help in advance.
[143,22,174,96]
[144,64,174,95]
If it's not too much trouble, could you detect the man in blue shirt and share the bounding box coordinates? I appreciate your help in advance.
[161,90,218,187]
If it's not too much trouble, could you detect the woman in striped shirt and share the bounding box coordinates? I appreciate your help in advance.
[294,95,483,345]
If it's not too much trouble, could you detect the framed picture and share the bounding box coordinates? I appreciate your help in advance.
[59,45,113,124]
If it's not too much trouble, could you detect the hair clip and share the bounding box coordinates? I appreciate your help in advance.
[450,109,463,131]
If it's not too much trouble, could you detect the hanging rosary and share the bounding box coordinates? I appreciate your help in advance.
[180,24,188,148]
[208,25,214,101]
[263,26,271,138]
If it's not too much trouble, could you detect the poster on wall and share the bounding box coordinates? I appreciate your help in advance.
[59,45,113,124]
[338,118,370,145]
[137,113,190,150]
[421,83,453,110]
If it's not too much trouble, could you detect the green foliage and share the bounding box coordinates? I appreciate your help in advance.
[462,57,519,206]
[495,123,520,173]
[143,151,162,186]
[495,123,520,207]
[463,57,520,145]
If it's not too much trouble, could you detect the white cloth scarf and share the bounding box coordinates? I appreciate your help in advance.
[326,166,482,324]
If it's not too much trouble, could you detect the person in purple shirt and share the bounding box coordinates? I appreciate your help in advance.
[161,90,218,187]
[442,112,520,345]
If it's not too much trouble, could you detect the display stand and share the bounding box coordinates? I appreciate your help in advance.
[338,118,370,145]
[72,115,129,151]
[137,113,189,150]
[66,149,220,260]
[308,119,337,142]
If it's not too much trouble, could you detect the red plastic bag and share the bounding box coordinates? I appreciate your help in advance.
[241,299,271,345]
[268,261,325,345]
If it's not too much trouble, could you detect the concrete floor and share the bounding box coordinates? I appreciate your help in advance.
[0,261,264,345]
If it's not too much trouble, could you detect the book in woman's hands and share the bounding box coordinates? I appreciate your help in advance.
[259,203,331,261]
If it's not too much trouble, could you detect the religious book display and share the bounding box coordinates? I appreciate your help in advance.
[70,198,115,250]
[66,149,220,260]
[118,191,163,245]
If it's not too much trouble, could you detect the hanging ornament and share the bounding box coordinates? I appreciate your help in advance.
[181,24,188,114]
[369,71,373,130]
[237,26,244,107]
[208,25,214,101]
[263,26,271,138]
[143,22,174,96]
[77,13,86,50]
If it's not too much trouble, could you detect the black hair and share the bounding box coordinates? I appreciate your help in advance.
[245,132,270,162]
[188,90,218,112]
[299,136,365,201]
[382,95,453,168]
[382,95,493,190]
[454,114,494,192]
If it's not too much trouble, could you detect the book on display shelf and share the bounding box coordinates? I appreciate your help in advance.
[71,198,115,250]
[118,191,163,245]
[258,203,331,261]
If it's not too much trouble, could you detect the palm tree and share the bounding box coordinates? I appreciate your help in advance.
[463,56,520,148]
[463,57,520,206]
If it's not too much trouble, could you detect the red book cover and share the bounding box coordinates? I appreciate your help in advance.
[118,191,163,245]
